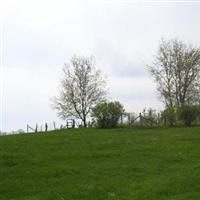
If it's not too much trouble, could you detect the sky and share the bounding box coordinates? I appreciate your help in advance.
[1,0,200,132]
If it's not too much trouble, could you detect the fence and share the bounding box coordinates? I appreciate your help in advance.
[26,112,162,133]
[26,119,77,133]
[5,110,164,135]
[123,112,162,128]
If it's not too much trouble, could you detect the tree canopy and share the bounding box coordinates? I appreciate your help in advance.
[92,101,125,128]
[52,55,107,127]
[149,39,200,108]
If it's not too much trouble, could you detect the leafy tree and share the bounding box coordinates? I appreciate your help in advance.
[161,107,177,127]
[92,101,125,128]
[149,39,200,108]
[177,105,200,126]
[52,55,107,127]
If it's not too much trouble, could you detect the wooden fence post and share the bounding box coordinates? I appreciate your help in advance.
[27,124,29,133]
[53,121,56,130]
[45,123,48,132]
[157,113,160,125]
[127,113,131,127]
[139,113,144,128]
[35,123,38,133]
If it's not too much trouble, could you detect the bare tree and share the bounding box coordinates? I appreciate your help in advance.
[52,55,107,127]
[149,39,200,108]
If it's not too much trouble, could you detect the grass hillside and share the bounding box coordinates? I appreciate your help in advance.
[1,127,200,200]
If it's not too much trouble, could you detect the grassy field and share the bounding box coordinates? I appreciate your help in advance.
[0,127,200,200]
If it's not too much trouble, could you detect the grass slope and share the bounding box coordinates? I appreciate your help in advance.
[0,127,200,200]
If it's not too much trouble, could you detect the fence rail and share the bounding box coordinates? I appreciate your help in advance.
[125,112,162,128]
[26,119,77,133]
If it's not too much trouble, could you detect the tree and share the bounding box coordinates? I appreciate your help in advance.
[52,55,107,127]
[149,39,200,108]
[161,107,177,127]
[177,105,200,126]
[92,101,125,128]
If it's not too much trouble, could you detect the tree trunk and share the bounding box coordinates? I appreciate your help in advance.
[83,116,87,128]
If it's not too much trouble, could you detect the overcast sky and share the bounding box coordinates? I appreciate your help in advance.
[1,0,200,132]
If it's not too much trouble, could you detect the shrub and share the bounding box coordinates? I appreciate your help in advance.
[92,101,125,128]
[177,105,200,126]
[143,108,158,126]
[161,107,177,126]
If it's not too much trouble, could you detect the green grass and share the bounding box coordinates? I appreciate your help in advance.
[1,127,200,200]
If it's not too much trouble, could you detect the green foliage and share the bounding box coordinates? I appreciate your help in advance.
[92,101,125,128]
[1,128,200,199]
[126,112,137,127]
[177,105,200,126]
[143,108,158,125]
[161,107,177,126]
